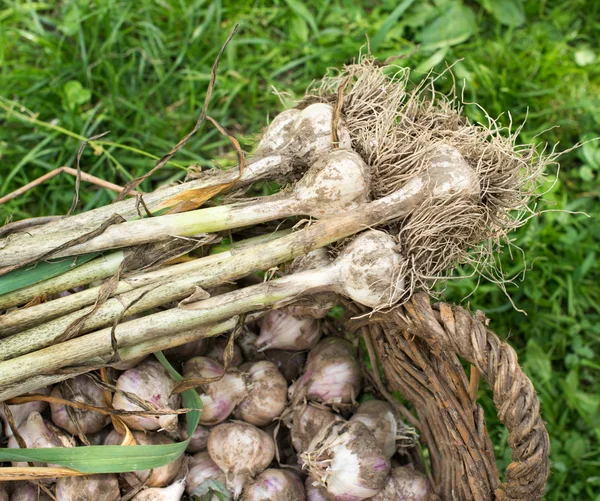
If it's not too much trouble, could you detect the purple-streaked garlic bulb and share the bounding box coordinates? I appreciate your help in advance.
[7,412,76,468]
[241,469,305,501]
[255,103,351,166]
[112,359,180,432]
[86,427,111,445]
[179,422,210,453]
[301,421,390,501]
[164,333,207,363]
[263,349,307,384]
[256,310,321,351]
[234,361,287,426]
[131,479,186,501]
[350,400,398,460]
[104,430,183,487]
[0,386,51,437]
[205,337,243,367]
[290,402,343,453]
[50,375,110,435]
[9,482,53,501]
[208,422,275,499]
[56,474,120,501]
[304,477,329,501]
[290,338,361,405]
[372,467,433,501]
[186,451,231,498]
[183,357,249,426]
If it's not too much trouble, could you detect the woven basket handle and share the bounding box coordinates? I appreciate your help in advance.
[401,294,550,501]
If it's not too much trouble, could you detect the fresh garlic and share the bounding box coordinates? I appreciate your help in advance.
[205,337,243,367]
[234,361,287,426]
[9,482,52,501]
[186,451,232,499]
[208,421,275,499]
[291,338,361,405]
[302,421,390,501]
[263,349,307,384]
[256,310,321,351]
[290,402,343,453]
[179,422,210,453]
[104,430,183,487]
[372,467,433,501]
[183,357,249,426]
[131,478,186,501]
[350,400,398,459]
[50,374,110,435]
[112,358,180,432]
[241,469,305,501]
[56,474,120,501]
[255,108,301,155]
[0,386,51,437]
[7,411,76,468]
[304,477,329,501]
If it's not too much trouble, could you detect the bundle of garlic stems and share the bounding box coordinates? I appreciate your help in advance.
[0,147,477,362]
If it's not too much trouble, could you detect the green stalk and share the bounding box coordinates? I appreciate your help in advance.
[0,230,291,334]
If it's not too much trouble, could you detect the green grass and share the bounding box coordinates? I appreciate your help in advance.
[1,0,599,498]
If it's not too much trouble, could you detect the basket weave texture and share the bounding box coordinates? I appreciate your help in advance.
[347,294,550,501]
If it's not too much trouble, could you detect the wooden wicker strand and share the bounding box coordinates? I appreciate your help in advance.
[349,294,550,501]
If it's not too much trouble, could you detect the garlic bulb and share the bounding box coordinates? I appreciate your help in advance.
[290,402,343,453]
[263,349,306,384]
[186,451,231,499]
[112,359,181,432]
[208,422,275,499]
[164,334,207,363]
[0,385,51,437]
[179,422,210,453]
[131,479,186,501]
[104,430,183,487]
[256,108,301,154]
[9,482,53,501]
[0,483,8,501]
[302,421,390,501]
[236,328,265,362]
[256,310,321,351]
[291,338,361,405]
[241,469,305,501]
[50,375,110,435]
[372,467,433,501]
[56,474,120,501]
[350,400,398,459]
[234,361,287,426]
[205,337,243,367]
[183,357,249,426]
[304,477,329,501]
[8,412,76,468]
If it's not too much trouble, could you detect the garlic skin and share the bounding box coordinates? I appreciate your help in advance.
[292,338,361,405]
[241,469,305,501]
[290,403,343,453]
[164,335,207,363]
[350,400,397,459]
[256,108,301,155]
[302,421,391,501]
[371,467,433,501]
[104,430,183,487]
[205,337,243,367]
[179,422,210,453]
[8,412,76,468]
[112,359,181,432]
[257,310,321,351]
[183,357,249,426]
[304,477,329,501]
[234,361,287,426]
[9,482,52,501]
[208,421,276,499]
[186,451,231,498]
[50,375,110,435]
[56,474,120,501]
[131,478,186,501]
[0,386,51,437]
[263,349,307,384]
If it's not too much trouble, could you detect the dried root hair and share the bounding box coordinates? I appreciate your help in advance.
[305,55,558,307]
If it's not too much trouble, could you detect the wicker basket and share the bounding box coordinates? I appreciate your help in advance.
[345,293,550,501]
